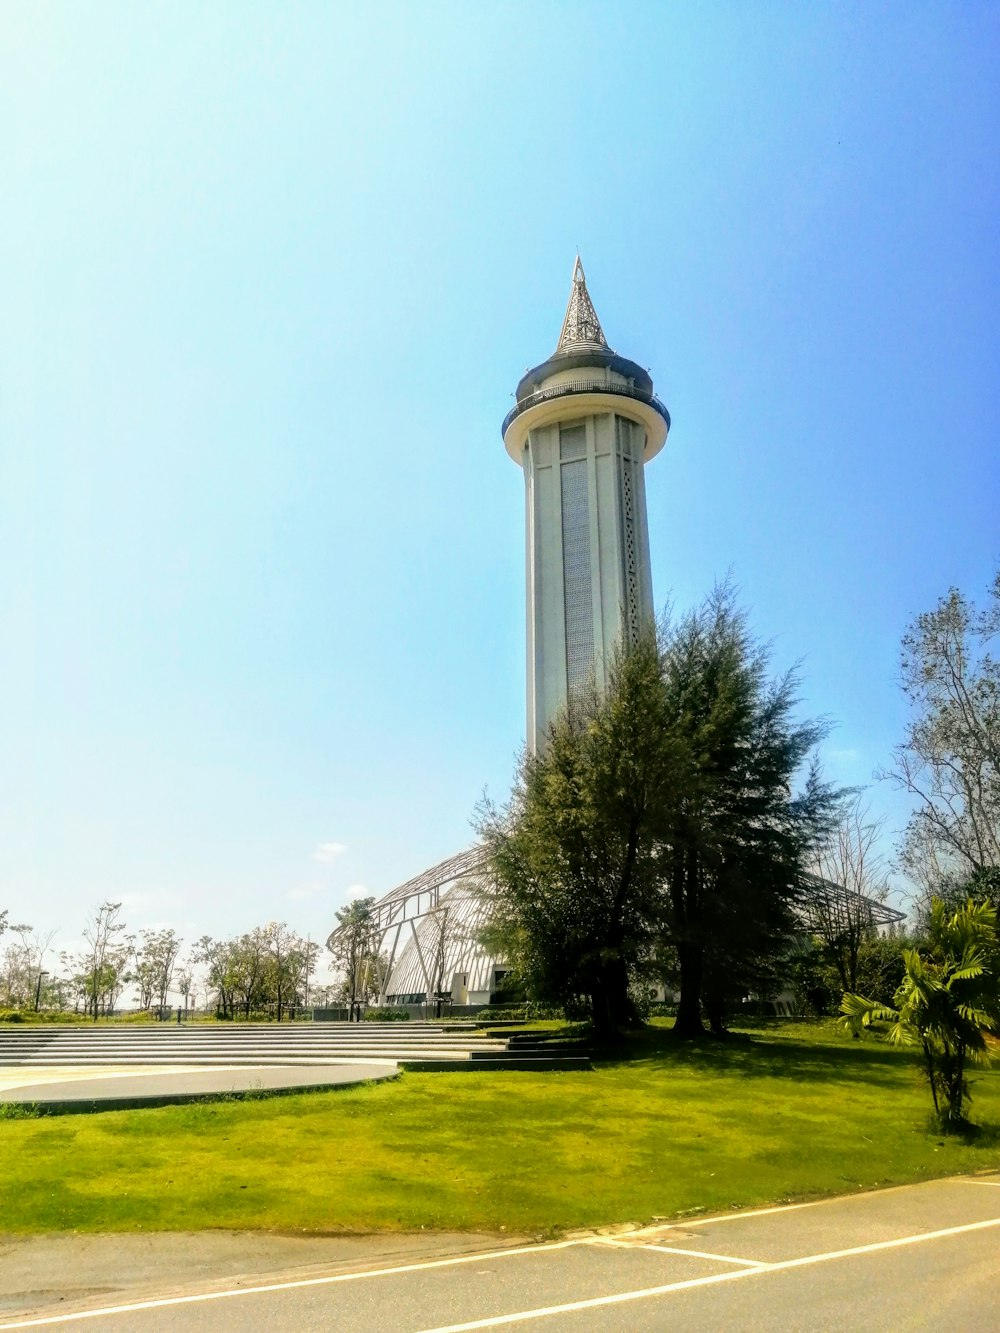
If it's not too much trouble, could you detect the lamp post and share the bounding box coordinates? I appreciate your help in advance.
[34,969,48,1012]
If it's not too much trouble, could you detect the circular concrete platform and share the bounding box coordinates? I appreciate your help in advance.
[0,1062,398,1114]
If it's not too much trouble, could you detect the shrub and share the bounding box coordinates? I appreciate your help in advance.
[363,1008,410,1022]
[0,1102,41,1119]
[481,1003,565,1023]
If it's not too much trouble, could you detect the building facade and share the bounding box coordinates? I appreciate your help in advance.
[501,258,670,751]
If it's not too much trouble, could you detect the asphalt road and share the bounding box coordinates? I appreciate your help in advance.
[2,1174,999,1331]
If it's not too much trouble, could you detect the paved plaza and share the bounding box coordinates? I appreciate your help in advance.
[0,1062,397,1112]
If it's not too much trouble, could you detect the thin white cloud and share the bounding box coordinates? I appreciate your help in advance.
[314,841,347,863]
[286,880,325,902]
[344,884,370,900]
[828,748,861,764]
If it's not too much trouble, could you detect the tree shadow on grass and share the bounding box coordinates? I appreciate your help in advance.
[590,1024,928,1092]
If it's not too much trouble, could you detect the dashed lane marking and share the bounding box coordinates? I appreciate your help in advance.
[589,1238,766,1268]
[4,1178,999,1331]
[0,1242,580,1330]
[417,1214,1000,1332]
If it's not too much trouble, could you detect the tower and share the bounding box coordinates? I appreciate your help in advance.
[502,258,670,752]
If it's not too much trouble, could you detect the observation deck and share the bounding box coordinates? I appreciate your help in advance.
[501,375,671,440]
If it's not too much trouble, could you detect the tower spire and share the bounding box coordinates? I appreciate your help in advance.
[555,255,611,355]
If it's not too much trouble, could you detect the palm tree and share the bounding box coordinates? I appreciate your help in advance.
[841,898,1000,1128]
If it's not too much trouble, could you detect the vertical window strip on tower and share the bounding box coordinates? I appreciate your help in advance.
[560,426,594,694]
[617,417,641,646]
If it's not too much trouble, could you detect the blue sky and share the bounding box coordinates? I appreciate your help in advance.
[1,2,997,964]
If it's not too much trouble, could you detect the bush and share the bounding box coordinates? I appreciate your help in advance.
[481,1003,565,1023]
[0,1102,41,1119]
[363,1008,410,1022]
[854,935,907,1008]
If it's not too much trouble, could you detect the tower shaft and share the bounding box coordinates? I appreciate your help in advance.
[523,410,654,748]
[503,260,669,752]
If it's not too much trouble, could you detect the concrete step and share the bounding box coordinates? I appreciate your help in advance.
[1,1046,501,1063]
[0,1021,482,1033]
[0,1033,502,1047]
[0,1023,519,1068]
[399,1057,592,1072]
[0,1053,497,1066]
[0,1038,507,1052]
[469,1045,586,1055]
[0,1035,505,1044]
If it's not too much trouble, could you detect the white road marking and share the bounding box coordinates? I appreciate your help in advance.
[641,1243,767,1267]
[678,1198,826,1226]
[4,1185,1000,1330]
[956,1177,1000,1187]
[418,1214,1000,1332]
[0,1241,578,1330]
[590,1238,765,1267]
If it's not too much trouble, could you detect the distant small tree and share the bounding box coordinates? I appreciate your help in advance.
[231,928,269,1019]
[328,898,379,1020]
[262,922,315,1020]
[75,903,131,1019]
[0,922,43,1009]
[192,935,239,1019]
[882,570,1000,904]
[841,898,1000,1129]
[132,929,183,1012]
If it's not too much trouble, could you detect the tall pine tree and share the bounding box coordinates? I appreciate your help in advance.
[480,586,840,1038]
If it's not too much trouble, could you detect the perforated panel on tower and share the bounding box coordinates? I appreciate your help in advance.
[560,425,594,693]
[618,417,641,646]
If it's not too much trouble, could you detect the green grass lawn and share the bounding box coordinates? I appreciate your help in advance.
[3,1018,1000,1235]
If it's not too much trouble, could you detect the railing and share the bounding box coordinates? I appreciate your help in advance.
[501,377,670,437]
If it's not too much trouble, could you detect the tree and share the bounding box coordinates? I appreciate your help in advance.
[655,590,840,1036]
[328,898,380,1019]
[481,587,839,1038]
[0,923,35,1009]
[230,928,270,1019]
[132,929,183,1012]
[0,922,57,1010]
[479,631,673,1038]
[262,922,315,1020]
[841,898,1000,1129]
[192,935,239,1019]
[883,570,1000,901]
[809,798,891,994]
[176,966,194,1014]
[74,902,131,1019]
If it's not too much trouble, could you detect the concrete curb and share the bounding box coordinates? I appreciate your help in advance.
[2,1069,401,1117]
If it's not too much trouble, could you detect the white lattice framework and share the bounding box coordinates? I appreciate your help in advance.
[327,850,905,1007]
[799,874,906,932]
[326,847,494,1003]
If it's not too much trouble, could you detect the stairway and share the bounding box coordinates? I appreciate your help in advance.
[0,1022,591,1071]
[399,1029,591,1072]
